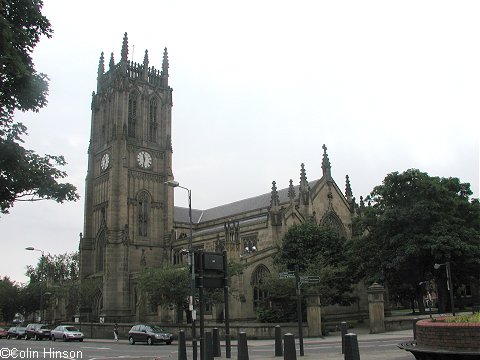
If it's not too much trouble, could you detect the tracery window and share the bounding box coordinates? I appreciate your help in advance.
[138,191,150,237]
[96,230,106,272]
[252,265,270,309]
[321,211,347,238]
[149,99,158,142]
[128,93,137,138]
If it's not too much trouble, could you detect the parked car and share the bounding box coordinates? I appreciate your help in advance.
[50,325,84,342]
[25,323,40,339]
[7,326,26,339]
[34,324,51,340]
[0,327,8,338]
[24,323,51,340]
[128,324,173,345]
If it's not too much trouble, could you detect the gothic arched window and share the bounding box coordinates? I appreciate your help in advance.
[149,99,158,142]
[138,191,150,237]
[252,265,270,309]
[320,211,347,238]
[96,230,106,272]
[128,93,138,138]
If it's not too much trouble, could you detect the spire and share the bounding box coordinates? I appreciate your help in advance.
[345,175,353,202]
[270,181,280,209]
[109,52,115,71]
[121,32,129,63]
[97,52,105,93]
[98,52,105,77]
[142,49,149,80]
[288,179,296,200]
[162,47,169,75]
[322,144,332,180]
[300,163,308,188]
[161,47,169,86]
[299,163,310,206]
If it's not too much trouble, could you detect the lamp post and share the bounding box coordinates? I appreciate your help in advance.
[165,180,197,360]
[25,247,44,257]
[434,262,455,316]
[26,247,48,322]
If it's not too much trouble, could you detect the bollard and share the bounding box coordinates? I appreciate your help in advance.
[275,325,283,357]
[344,333,360,360]
[237,332,249,360]
[178,330,187,360]
[412,318,418,340]
[283,333,296,360]
[212,328,221,357]
[205,331,213,360]
[340,321,347,354]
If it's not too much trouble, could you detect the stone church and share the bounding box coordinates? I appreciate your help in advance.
[79,34,366,323]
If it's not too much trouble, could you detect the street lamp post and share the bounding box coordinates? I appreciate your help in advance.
[165,180,197,360]
[434,262,455,316]
[26,247,48,321]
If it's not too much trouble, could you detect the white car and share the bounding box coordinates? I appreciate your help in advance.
[50,325,84,342]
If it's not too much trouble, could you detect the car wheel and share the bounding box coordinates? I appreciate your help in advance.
[128,336,135,345]
[79,339,83,342]
[147,337,153,345]
[166,341,172,345]
[63,335,68,342]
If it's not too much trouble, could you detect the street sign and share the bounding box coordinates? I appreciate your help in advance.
[279,271,296,279]
[300,276,320,284]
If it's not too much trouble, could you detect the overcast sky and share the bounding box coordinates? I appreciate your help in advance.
[1,0,479,283]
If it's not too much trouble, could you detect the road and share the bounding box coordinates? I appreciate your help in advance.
[0,336,415,360]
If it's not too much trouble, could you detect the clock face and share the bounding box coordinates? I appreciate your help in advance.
[137,151,152,168]
[100,153,110,171]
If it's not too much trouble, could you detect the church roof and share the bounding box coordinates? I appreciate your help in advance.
[173,179,320,224]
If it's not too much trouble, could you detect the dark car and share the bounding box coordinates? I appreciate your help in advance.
[7,326,26,339]
[50,325,84,342]
[0,327,8,338]
[33,324,51,340]
[25,323,40,339]
[128,324,173,345]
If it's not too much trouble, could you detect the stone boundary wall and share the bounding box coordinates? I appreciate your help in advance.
[416,319,480,351]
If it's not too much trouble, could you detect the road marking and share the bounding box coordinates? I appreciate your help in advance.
[81,346,112,350]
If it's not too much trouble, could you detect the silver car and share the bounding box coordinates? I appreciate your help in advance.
[50,325,84,342]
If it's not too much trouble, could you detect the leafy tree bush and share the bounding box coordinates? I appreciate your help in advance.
[352,169,480,313]
[0,0,78,214]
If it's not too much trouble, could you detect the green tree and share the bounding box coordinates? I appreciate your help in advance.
[23,252,79,321]
[0,276,20,322]
[137,264,190,319]
[353,169,480,313]
[274,222,356,306]
[255,274,297,322]
[0,0,79,214]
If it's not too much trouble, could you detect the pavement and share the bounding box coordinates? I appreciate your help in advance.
[88,326,416,360]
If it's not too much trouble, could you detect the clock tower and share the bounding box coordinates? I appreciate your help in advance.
[79,33,174,321]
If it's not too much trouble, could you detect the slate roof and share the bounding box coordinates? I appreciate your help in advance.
[173,179,321,224]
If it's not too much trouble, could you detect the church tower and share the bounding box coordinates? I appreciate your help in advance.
[79,33,174,321]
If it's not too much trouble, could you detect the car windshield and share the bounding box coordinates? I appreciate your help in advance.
[65,326,79,332]
[149,325,166,333]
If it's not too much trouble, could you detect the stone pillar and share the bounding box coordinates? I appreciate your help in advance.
[367,283,385,334]
[306,294,322,336]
